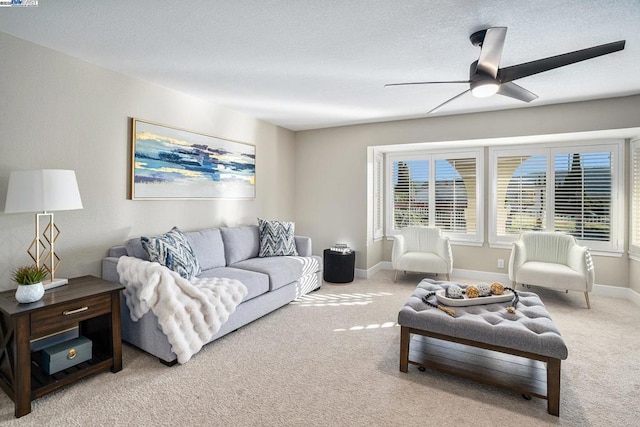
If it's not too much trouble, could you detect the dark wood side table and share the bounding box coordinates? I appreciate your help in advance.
[0,275,124,417]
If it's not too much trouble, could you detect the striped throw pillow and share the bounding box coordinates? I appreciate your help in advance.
[141,226,201,279]
[258,218,298,257]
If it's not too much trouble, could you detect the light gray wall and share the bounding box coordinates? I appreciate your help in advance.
[0,32,296,290]
[295,95,640,288]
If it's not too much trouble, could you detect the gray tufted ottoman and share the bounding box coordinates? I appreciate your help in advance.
[398,279,568,416]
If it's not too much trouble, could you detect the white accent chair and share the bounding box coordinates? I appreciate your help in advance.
[508,231,595,309]
[392,226,453,282]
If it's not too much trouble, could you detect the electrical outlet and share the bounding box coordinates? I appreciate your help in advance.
[497,259,505,269]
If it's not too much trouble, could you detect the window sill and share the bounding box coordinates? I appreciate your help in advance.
[489,242,623,257]
[450,240,484,247]
[590,250,623,258]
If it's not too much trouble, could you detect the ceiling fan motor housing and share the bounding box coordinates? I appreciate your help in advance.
[469,29,488,47]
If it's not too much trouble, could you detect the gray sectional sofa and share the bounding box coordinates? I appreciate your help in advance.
[102,225,322,364]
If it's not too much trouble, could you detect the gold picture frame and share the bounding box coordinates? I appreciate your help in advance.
[130,118,255,200]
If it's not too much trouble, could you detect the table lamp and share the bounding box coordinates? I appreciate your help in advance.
[4,169,83,290]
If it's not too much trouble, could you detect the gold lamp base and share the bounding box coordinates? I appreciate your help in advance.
[29,212,69,291]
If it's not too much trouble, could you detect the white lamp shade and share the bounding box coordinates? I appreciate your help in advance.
[4,169,83,213]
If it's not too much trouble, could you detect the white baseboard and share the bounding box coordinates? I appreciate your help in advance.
[356,263,640,306]
[355,261,389,279]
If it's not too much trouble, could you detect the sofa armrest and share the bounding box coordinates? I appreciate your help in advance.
[101,256,121,284]
[294,236,312,257]
[391,235,406,269]
[508,240,527,282]
[436,236,453,273]
[109,245,128,257]
[568,244,595,291]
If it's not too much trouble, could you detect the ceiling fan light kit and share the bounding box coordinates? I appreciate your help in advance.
[470,79,500,98]
[387,27,626,114]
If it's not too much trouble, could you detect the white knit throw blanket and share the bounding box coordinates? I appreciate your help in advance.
[117,256,247,364]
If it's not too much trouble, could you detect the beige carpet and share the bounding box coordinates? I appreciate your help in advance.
[1,270,638,426]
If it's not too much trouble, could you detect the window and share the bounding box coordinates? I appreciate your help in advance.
[630,139,640,257]
[386,149,483,245]
[489,140,623,254]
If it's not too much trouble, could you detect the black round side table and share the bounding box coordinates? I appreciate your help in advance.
[323,249,355,283]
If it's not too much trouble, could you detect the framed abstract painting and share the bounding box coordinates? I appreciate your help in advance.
[130,118,256,200]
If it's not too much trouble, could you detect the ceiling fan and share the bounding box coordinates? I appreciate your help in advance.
[385,27,626,114]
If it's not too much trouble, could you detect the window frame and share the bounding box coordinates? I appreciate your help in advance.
[373,151,384,241]
[489,139,624,255]
[385,147,484,246]
[630,138,640,259]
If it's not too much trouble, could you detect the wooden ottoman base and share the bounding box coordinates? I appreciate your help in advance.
[400,326,561,416]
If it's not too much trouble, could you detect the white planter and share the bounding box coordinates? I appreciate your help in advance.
[15,282,45,303]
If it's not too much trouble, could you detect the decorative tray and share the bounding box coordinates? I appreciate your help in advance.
[435,289,513,307]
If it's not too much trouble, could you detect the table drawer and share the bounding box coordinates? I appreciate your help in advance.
[31,294,111,338]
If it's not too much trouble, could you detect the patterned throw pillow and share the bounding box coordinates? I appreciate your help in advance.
[258,218,298,257]
[141,227,201,279]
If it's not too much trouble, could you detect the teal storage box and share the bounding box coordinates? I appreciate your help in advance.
[41,336,92,375]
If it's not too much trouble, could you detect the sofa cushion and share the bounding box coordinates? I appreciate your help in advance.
[125,238,149,261]
[198,266,269,302]
[185,228,226,271]
[232,256,320,291]
[141,227,201,279]
[220,225,260,265]
[258,218,298,257]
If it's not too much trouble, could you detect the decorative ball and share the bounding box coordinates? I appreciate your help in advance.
[506,306,516,314]
[477,282,491,297]
[446,284,464,299]
[490,282,505,295]
[466,285,480,298]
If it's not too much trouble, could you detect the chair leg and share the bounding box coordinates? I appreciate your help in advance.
[446,273,450,281]
[584,292,591,309]
[394,270,398,282]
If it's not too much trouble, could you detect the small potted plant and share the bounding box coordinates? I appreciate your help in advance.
[12,265,48,303]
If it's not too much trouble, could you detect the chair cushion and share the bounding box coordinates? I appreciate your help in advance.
[515,261,587,291]
[395,252,448,275]
[402,227,443,252]
[520,231,575,264]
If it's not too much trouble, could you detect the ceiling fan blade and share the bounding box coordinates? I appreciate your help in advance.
[428,89,471,114]
[498,40,625,83]
[476,27,507,78]
[497,82,538,102]
[385,80,469,87]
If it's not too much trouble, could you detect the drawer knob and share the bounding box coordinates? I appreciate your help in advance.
[62,306,89,316]
[67,348,77,360]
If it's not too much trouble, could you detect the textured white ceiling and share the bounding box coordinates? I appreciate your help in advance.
[0,0,638,131]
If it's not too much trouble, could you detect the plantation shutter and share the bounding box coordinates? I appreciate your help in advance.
[631,142,640,252]
[392,159,429,229]
[553,152,611,241]
[495,154,547,236]
[435,158,476,233]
